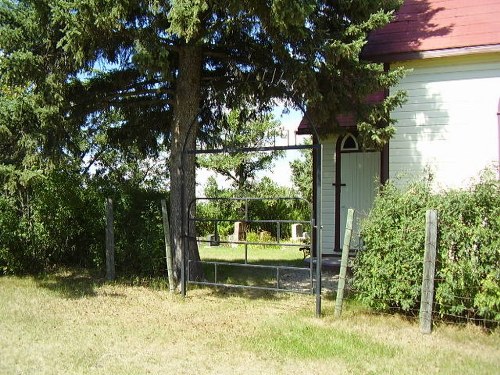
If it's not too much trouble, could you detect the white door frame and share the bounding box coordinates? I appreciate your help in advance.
[334,133,384,252]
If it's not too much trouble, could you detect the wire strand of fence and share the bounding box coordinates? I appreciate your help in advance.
[337,253,499,330]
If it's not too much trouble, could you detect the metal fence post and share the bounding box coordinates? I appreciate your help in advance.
[315,144,323,318]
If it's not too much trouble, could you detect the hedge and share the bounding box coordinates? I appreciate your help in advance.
[353,170,500,322]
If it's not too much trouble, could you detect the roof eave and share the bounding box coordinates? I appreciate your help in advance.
[363,44,500,63]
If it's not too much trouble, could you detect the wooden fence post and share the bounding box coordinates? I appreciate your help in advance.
[420,209,438,334]
[335,208,354,318]
[105,198,115,281]
[161,199,175,293]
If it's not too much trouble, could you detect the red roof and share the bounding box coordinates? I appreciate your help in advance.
[297,91,386,134]
[362,0,500,62]
[298,0,500,134]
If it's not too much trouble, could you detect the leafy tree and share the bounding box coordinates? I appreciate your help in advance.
[198,108,284,192]
[198,176,309,240]
[0,0,405,282]
[248,176,311,238]
[290,140,313,203]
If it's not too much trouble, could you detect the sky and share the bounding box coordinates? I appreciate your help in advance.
[196,107,310,195]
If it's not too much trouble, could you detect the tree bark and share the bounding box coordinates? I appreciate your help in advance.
[170,43,204,283]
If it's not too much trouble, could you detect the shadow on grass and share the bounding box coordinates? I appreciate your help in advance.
[189,283,310,301]
[200,257,310,280]
[185,258,319,301]
[185,256,348,307]
[35,269,104,299]
[34,269,171,299]
[200,257,308,271]
[32,261,330,302]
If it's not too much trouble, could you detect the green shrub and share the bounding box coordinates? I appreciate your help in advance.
[111,188,167,276]
[245,231,280,249]
[352,180,431,312]
[434,172,500,321]
[0,169,168,276]
[353,170,500,321]
[0,194,23,274]
[0,170,107,274]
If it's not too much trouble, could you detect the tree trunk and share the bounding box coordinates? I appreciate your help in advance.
[170,44,204,284]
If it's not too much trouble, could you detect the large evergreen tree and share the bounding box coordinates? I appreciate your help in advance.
[0,0,405,282]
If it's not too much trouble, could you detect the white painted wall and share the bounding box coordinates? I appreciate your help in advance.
[317,53,500,255]
[390,53,500,189]
[317,134,337,255]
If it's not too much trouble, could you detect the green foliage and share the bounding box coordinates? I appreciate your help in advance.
[245,231,279,249]
[109,187,168,276]
[196,176,311,240]
[168,0,208,40]
[289,140,313,203]
[247,177,311,237]
[352,181,430,312]
[0,194,21,273]
[0,169,102,274]
[1,0,407,278]
[474,274,500,321]
[195,176,237,238]
[198,108,284,192]
[1,0,406,167]
[0,167,169,276]
[433,173,500,321]
[353,171,500,321]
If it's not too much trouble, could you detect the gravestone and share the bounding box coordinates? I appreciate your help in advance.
[233,221,246,241]
[291,223,303,240]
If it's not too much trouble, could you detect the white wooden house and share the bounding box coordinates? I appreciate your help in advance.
[299,0,500,255]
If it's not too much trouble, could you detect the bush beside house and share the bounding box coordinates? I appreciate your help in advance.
[353,170,500,322]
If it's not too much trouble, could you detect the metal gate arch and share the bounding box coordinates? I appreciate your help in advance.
[177,73,325,316]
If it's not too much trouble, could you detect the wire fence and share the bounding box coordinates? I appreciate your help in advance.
[336,209,499,333]
[342,284,499,330]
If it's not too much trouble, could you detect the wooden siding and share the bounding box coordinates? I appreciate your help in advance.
[318,135,337,255]
[363,0,500,62]
[389,53,500,188]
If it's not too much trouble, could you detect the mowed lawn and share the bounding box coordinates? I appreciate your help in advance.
[0,270,499,375]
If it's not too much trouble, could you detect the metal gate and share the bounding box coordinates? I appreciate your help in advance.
[186,196,315,294]
[180,140,324,316]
